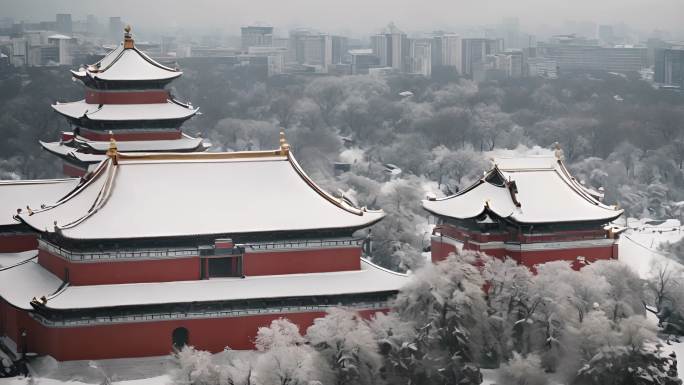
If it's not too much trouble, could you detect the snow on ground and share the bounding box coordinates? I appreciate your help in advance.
[618,218,684,380]
[619,217,684,277]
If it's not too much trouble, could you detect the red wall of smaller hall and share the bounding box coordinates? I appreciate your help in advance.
[243,247,361,276]
[0,233,37,252]
[431,239,457,263]
[37,250,201,285]
[516,245,617,269]
[28,308,386,361]
[85,90,170,104]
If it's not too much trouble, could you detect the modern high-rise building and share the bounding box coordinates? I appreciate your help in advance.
[654,47,684,88]
[86,15,98,36]
[47,34,73,65]
[331,35,348,64]
[55,14,72,35]
[461,38,501,76]
[370,23,409,72]
[409,38,431,77]
[598,25,615,46]
[370,34,388,67]
[349,49,380,74]
[240,26,273,52]
[537,40,648,73]
[108,17,123,41]
[440,34,462,72]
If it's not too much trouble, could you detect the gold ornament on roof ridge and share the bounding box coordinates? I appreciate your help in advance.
[279,130,290,155]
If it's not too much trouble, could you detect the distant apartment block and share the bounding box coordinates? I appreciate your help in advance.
[349,49,380,74]
[409,38,431,77]
[537,36,648,73]
[461,38,502,76]
[241,26,273,51]
[654,47,684,88]
[371,23,409,72]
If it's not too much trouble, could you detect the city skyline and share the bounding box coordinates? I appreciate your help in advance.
[1,0,683,40]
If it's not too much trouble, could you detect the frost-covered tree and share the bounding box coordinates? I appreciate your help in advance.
[584,260,645,321]
[306,308,382,385]
[392,251,487,385]
[497,353,549,385]
[173,346,220,385]
[253,318,326,385]
[481,257,538,365]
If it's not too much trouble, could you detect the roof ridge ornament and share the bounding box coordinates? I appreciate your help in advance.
[123,25,134,49]
[554,142,565,161]
[107,131,118,165]
[279,130,290,156]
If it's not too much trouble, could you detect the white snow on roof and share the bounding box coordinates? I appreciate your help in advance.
[423,156,622,224]
[0,256,62,310]
[52,99,198,121]
[81,43,181,82]
[0,250,37,268]
[77,134,204,152]
[20,151,384,240]
[0,178,80,226]
[40,141,107,163]
[45,259,406,310]
[494,156,557,170]
[40,135,205,161]
[48,34,72,40]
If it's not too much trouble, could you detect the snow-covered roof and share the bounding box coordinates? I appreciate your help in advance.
[52,99,198,121]
[0,178,80,226]
[47,34,72,40]
[0,254,62,310]
[19,148,384,240]
[40,134,206,163]
[423,155,623,224]
[42,259,406,310]
[71,39,181,82]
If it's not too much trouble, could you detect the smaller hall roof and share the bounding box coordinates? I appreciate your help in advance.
[52,99,198,122]
[71,26,181,82]
[0,257,406,311]
[0,178,80,227]
[422,155,623,224]
[19,140,384,240]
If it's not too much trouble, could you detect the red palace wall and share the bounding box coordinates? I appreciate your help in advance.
[37,246,363,285]
[1,304,385,361]
[37,249,201,285]
[79,128,182,141]
[431,234,618,270]
[0,233,37,253]
[243,247,361,276]
[85,90,170,104]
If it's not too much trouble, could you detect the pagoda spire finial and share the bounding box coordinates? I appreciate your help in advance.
[123,25,134,49]
[107,131,119,164]
[279,130,290,156]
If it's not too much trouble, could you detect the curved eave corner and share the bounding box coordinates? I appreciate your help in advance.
[421,200,490,222]
[287,151,384,221]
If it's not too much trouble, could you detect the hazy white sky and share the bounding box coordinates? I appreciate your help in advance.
[2,0,682,38]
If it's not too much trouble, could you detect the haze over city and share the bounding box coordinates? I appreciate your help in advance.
[1,0,683,38]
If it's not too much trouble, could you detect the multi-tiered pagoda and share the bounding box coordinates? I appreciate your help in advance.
[424,152,624,269]
[0,135,405,361]
[41,26,206,177]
